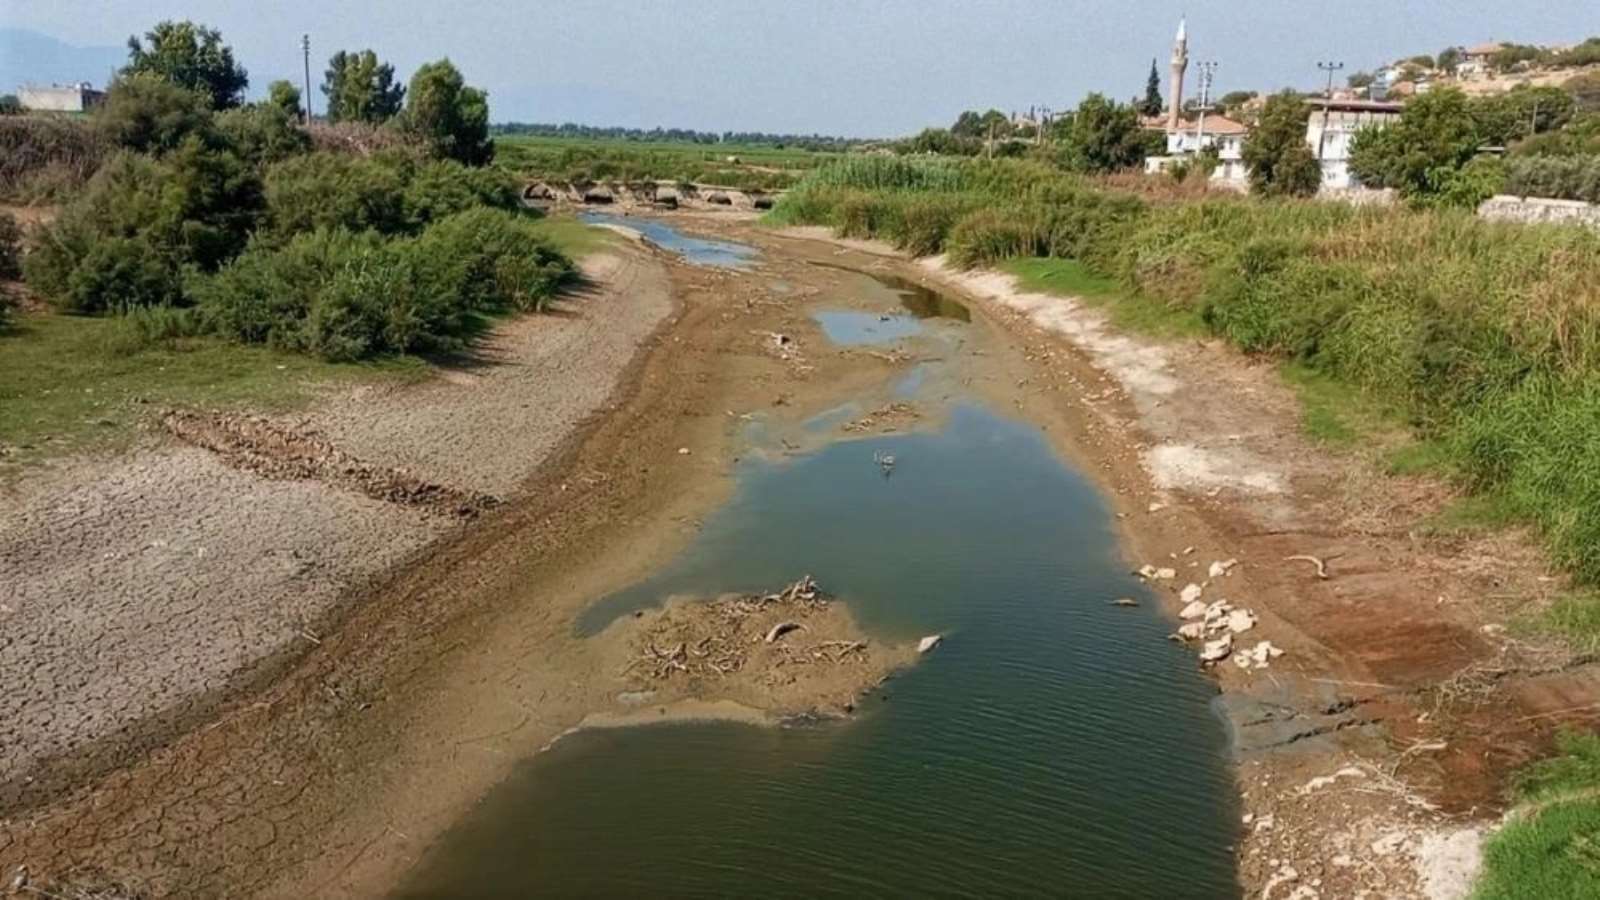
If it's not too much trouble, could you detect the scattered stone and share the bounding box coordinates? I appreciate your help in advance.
[1226,609,1257,634]
[678,447,692,455]
[1176,622,1206,640]
[1208,558,1239,578]
[917,634,943,654]
[1147,501,1168,514]
[1200,633,1233,663]
[1236,640,1285,670]
[1180,600,1208,620]
[1180,583,1205,605]
[1136,565,1177,581]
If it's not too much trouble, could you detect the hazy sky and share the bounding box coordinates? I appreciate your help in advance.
[3,0,1597,135]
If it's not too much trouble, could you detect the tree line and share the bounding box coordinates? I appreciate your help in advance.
[492,122,865,152]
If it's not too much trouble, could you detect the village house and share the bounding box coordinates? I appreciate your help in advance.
[1304,97,1406,190]
[17,82,105,113]
[1456,42,1507,80]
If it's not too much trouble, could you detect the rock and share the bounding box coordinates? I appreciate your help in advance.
[1200,633,1233,663]
[1208,558,1239,578]
[678,447,691,455]
[1147,501,1168,513]
[1226,609,1257,634]
[1177,622,1206,640]
[1110,597,1139,607]
[1180,600,1208,620]
[917,635,943,654]
[1180,583,1204,605]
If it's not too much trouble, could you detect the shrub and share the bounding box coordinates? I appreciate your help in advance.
[195,210,573,360]
[64,235,185,313]
[263,151,408,238]
[1506,155,1600,203]
[405,207,574,313]
[95,73,215,154]
[25,142,262,310]
[215,103,311,165]
[97,304,209,353]
[0,115,105,202]
[0,212,21,280]
[402,159,521,227]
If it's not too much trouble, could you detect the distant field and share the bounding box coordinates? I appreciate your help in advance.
[494,135,845,192]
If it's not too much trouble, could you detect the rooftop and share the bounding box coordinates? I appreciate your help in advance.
[1306,97,1406,114]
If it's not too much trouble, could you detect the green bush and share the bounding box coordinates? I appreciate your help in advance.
[194,209,573,360]
[95,73,216,155]
[262,151,409,238]
[65,235,185,313]
[1506,154,1600,202]
[215,103,312,165]
[402,159,521,228]
[97,304,210,354]
[25,143,262,311]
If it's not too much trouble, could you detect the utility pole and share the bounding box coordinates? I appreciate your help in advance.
[301,34,313,124]
[1315,60,1344,160]
[1193,61,1218,154]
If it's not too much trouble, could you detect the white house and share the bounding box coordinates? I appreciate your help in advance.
[1146,114,1251,184]
[1456,42,1506,80]
[18,82,105,113]
[1304,98,1405,190]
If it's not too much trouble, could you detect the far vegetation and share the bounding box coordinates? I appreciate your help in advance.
[0,19,590,467]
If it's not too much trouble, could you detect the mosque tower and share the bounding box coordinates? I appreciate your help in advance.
[1168,17,1189,131]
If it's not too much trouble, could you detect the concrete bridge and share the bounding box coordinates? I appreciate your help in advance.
[521,179,786,212]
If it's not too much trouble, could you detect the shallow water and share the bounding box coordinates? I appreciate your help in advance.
[579,212,758,268]
[395,269,1239,899]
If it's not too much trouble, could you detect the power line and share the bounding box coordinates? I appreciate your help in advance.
[1315,60,1345,160]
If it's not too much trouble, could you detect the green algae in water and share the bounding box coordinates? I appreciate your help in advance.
[397,405,1240,898]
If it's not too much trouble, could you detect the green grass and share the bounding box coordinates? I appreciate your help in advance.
[495,135,841,192]
[1474,732,1600,899]
[527,215,620,259]
[1000,257,1205,338]
[0,314,427,472]
[1279,362,1407,446]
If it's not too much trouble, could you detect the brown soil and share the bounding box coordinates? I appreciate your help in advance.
[5,212,1595,900]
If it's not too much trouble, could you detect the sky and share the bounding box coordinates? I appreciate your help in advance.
[2,0,1598,136]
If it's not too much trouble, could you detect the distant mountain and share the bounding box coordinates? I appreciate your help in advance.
[0,28,125,94]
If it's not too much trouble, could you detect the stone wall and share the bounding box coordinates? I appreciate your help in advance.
[1477,194,1600,230]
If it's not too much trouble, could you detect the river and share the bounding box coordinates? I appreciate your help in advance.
[395,219,1240,898]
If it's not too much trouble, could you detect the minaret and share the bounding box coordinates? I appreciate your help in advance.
[1168,17,1189,132]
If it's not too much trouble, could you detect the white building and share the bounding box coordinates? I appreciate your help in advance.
[1140,18,1252,186]
[1456,42,1506,81]
[1304,98,1406,190]
[18,82,105,113]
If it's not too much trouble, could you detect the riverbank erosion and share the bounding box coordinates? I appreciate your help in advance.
[759,220,1600,899]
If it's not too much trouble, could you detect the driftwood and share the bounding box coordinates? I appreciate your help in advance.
[765,622,803,643]
[1284,554,1331,579]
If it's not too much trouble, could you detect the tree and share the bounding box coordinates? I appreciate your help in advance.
[267,80,302,120]
[1408,54,1436,70]
[321,50,405,124]
[1241,92,1321,197]
[94,72,215,154]
[402,60,493,165]
[1347,71,1375,90]
[0,95,21,116]
[122,20,248,109]
[1141,59,1164,117]
[1218,91,1258,116]
[1437,47,1463,74]
[1472,86,1574,145]
[1349,88,1480,196]
[1058,93,1149,173]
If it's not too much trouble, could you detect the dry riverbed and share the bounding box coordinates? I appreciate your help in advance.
[3,210,1590,899]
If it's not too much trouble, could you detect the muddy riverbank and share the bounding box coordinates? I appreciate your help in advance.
[4,210,1587,898]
